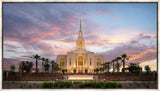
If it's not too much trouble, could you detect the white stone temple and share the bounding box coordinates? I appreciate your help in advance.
[57,17,104,74]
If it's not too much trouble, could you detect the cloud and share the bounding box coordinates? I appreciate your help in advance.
[3,3,157,72]
[101,33,157,67]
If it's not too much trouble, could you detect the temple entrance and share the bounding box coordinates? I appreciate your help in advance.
[85,69,88,74]
[78,56,83,66]
[78,68,83,74]
[74,70,76,74]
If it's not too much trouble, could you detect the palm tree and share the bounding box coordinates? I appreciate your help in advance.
[94,69,96,74]
[145,65,151,74]
[44,58,49,73]
[111,59,116,73]
[41,58,45,73]
[99,67,104,74]
[106,62,110,73]
[24,61,33,74]
[19,61,25,75]
[30,54,41,74]
[19,61,33,75]
[51,61,56,73]
[101,63,106,72]
[115,57,121,72]
[95,68,100,74]
[121,54,129,73]
[10,65,15,72]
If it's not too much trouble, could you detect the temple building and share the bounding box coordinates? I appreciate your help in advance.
[57,17,104,74]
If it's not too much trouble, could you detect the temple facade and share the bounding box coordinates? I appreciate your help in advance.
[57,17,104,74]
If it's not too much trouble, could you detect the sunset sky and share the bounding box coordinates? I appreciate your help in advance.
[3,3,157,72]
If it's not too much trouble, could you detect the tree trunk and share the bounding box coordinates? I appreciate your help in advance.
[42,61,44,73]
[113,62,114,72]
[36,59,38,74]
[123,61,125,73]
[117,62,119,73]
[108,64,109,73]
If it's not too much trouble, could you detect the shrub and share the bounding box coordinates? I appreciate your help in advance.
[79,81,103,88]
[53,81,73,88]
[105,82,119,88]
[79,82,85,88]
[99,82,104,86]
[43,82,53,88]
[64,82,72,88]
[118,84,122,88]
[105,82,112,88]
[95,83,101,88]
[111,82,118,88]
[73,81,80,85]
[59,82,64,88]
[54,82,59,87]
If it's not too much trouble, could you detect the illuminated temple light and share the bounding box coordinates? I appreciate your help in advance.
[68,75,94,80]
[57,17,104,74]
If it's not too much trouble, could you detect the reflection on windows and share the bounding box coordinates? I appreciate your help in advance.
[90,58,92,65]
[78,56,83,66]
[60,59,64,68]
[70,58,71,65]
[84,58,86,67]
[75,58,77,67]
[96,58,101,67]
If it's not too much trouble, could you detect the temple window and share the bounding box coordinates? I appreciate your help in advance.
[84,58,86,67]
[90,58,92,65]
[79,42,82,50]
[75,58,77,67]
[60,59,65,68]
[70,58,71,65]
[96,58,101,67]
[78,56,83,66]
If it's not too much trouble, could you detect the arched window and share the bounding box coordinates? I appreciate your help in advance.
[75,58,77,67]
[78,56,83,66]
[96,58,101,67]
[79,42,82,50]
[90,58,92,65]
[84,58,86,67]
[69,58,71,65]
[60,59,64,68]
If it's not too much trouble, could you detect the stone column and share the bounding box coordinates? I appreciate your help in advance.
[83,57,84,73]
[77,56,78,67]
[77,56,78,73]
[83,58,84,67]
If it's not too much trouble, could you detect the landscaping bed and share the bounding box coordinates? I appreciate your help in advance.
[3,81,157,89]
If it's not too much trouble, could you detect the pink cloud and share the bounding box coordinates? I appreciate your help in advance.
[52,27,61,30]
[51,27,71,34]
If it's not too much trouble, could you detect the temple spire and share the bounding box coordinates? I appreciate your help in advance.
[79,17,82,37]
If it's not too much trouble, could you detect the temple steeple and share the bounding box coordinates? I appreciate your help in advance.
[79,17,83,37]
[76,17,85,50]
